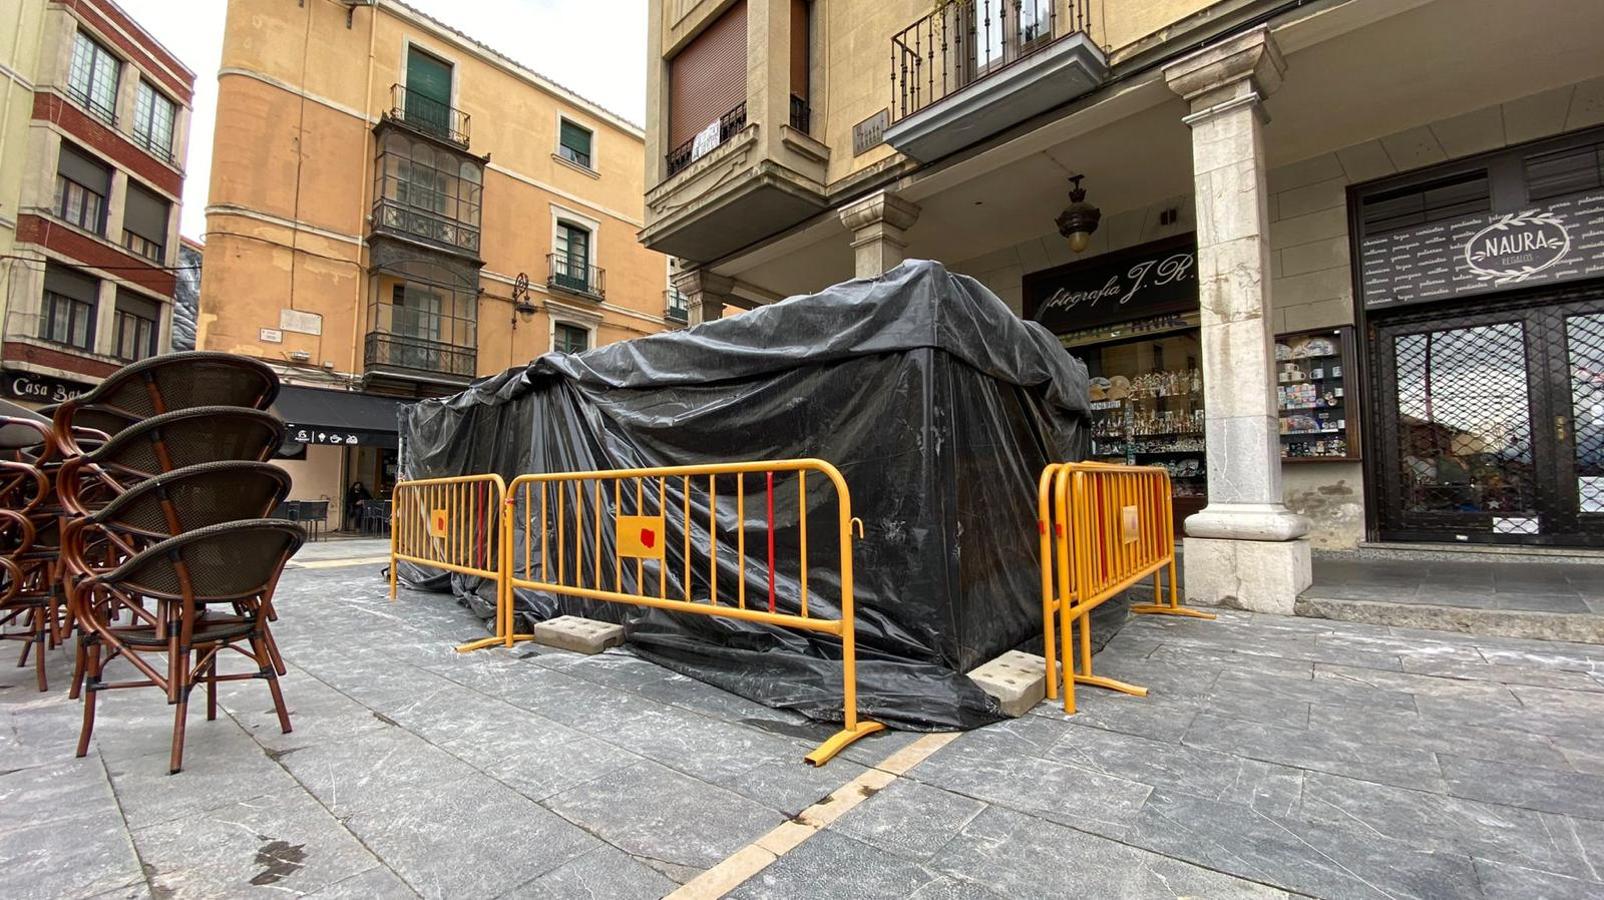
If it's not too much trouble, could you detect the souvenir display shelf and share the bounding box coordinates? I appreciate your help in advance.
[1275,325,1361,462]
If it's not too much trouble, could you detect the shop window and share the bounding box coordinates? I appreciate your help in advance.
[1359,171,1490,235]
[54,143,110,234]
[132,81,177,160]
[554,323,590,354]
[559,118,593,169]
[1525,141,1604,202]
[40,265,98,351]
[113,291,160,361]
[68,31,120,125]
[122,181,170,263]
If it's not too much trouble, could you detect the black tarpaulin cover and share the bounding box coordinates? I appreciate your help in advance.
[399,260,1091,730]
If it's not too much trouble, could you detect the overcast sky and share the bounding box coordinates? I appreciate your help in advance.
[116,0,649,241]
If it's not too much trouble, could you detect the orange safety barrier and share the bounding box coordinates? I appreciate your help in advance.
[1038,461,1214,714]
[504,459,883,765]
[388,474,515,653]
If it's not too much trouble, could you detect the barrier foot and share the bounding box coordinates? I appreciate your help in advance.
[1073,673,1149,698]
[455,633,539,653]
[1131,604,1217,620]
[805,720,887,767]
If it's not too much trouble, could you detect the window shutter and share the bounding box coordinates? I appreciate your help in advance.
[45,265,98,304]
[790,0,809,99]
[122,182,170,243]
[115,289,160,320]
[560,120,592,163]
[58,143,110,195]
[406,47,453,105]
[668,1,747,150]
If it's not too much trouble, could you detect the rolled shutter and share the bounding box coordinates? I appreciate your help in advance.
[668,1,747,150]
[44,265,97,303]
[58,143,110,194]
[790,0,808,99]
[122,181,170,243]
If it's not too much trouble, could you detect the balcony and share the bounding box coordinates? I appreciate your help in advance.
[371,197,481,256]
[363,332,475,381]
[385,84,471,148]
[665,289,689,324]
[789,94,810,135]
[547,252,605,300]
[666,104,747,178]
[885,0,1106,162]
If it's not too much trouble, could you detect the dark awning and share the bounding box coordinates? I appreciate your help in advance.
[271,386,408,449]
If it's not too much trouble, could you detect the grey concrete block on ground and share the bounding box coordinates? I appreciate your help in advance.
[965,649,1047,717]
[529,615,625,654]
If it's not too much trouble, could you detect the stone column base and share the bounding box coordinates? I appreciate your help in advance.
[1182,536,1312,615]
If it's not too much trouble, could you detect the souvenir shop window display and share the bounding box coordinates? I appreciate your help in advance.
[1275,326,1361,461]
[1075,330,1207,534]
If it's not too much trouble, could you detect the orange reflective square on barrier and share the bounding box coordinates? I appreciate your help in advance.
[617,514,665,559]
[1121,505,1140,544]
[429,508,449,538]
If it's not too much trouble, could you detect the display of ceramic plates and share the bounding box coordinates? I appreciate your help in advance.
[1108,375,1131,400]
[1295,337,1338,358]
[1275,342,1293,361]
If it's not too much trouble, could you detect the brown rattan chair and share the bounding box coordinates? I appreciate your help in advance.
[57,407,284,517]
[73,519,304,773]
[61,461,296,696]
[49,352,279,455]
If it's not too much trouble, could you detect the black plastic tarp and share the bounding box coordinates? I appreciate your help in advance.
[399,260,1091,730]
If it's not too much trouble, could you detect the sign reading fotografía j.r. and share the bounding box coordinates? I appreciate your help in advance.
[1022,234,1199,334]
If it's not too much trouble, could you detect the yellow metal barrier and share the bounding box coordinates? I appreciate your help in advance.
[388,474,516,653]
[505,458,884,766]
[1038,462,1215,714]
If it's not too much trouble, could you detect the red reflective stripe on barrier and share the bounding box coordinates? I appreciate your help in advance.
[766,471,776,613]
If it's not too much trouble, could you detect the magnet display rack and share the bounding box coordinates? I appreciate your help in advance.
[1275,325,1361,462]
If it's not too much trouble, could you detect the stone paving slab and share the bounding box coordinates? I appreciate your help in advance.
[1,566,1603,898]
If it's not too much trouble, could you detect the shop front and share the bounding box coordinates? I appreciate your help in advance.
[270,385,408,531]
[1354,127,1604,547]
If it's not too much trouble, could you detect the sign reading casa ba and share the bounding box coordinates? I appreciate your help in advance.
[2,371,92,405]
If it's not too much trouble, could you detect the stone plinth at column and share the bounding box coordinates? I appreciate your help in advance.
[839,191,920,278]
[673,268,735,327]
[1165,26,1311,614]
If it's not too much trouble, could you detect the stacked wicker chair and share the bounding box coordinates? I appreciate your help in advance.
[0,351,309,774]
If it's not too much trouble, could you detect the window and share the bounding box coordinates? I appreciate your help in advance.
[1359,171,1491,235]
[122,181,170,263]
[68,31,120,124]
[365,260,479,378]
[373,132,483,253]
[559,119,593,169]
[668,1,747,152]
[1526,141,1604,202]
[132,81,176,160]
[404,46,454,139]
[54,143,110,234]
[113,291,160,361]
[554,323,589,354]
[40,265,98,351]
[553,221,592,293]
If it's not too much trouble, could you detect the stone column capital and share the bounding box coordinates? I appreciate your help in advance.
[672,267,735,299]
[1163,25,1286,113]
[839,190,921,235]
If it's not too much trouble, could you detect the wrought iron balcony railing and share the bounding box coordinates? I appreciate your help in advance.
[891,0,1092,121]
[666,103,748,177]
[371,197,481,255]
[789,94,811,134]
[387,84,471,147]
[547,252,605,299]
[364,331,476,379]
[665,289,689,323]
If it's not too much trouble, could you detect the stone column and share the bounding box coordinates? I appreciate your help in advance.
[1164,27,1311,614]
[673,267,735,326]
[839,191,920,278]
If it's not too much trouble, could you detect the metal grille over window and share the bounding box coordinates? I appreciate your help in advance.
[68,31,120,125]
[1393,323,1536,527]
[559,120,592,169]
[1568,313,1604,519]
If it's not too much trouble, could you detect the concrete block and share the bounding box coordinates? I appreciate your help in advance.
[530,616,625,655]
[967,650,1047,718]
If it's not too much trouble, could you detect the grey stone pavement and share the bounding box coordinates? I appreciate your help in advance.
[1308,557,1604,614]
[3,539,1603,899]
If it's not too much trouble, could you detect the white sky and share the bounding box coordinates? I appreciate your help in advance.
[115,0,649,241]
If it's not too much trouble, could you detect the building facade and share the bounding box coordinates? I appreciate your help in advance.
[644,0,1604,611]
[202,0,672,527]
[0,0,193,408]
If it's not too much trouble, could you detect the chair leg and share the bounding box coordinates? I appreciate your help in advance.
[69,634,86,700]
[32,624,46,693]
[253,634,292,735]
[76,641,100,758]
[169,690,190,775]
[206,656,217,722]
